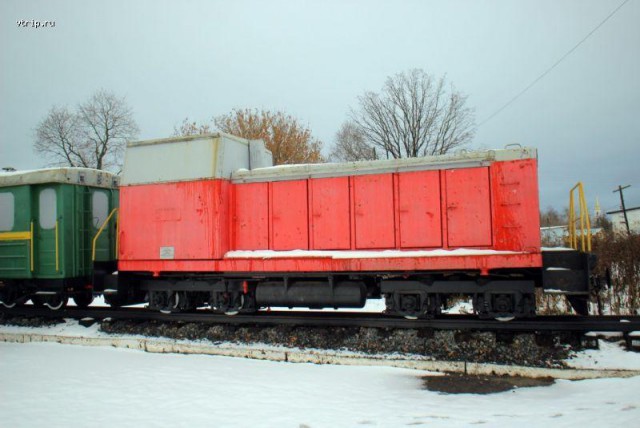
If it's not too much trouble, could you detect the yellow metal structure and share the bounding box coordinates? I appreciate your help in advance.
[568,182,592,252]
[30,222,34,272]
[0,231,32,241]
[92,208,119,261]
[55,220,59,271]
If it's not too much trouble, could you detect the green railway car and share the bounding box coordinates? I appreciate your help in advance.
[0,168,118,309]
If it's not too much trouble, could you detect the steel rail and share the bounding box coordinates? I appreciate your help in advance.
[1,306,640,333]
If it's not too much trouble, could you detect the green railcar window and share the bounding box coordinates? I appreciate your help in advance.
[92,191,108,228]
[39,188,56,229]
[0,192,14,231]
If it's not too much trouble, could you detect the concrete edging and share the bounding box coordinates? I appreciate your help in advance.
[1,332,638,380]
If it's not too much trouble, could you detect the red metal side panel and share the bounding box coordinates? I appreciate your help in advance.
[398,171,442,248]
[120,252,543,275]
[445,168,492,247]
[271,180,309,250]
[491,159,541,251]
[354,174,395,249]
[233,182,269,250]
[310,177,350,250]
[119,180,228,261]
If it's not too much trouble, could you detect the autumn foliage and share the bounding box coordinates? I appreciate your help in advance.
[176,108,323,165]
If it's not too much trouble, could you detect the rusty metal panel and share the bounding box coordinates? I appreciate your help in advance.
[398,171,442,248]
[119,251,543,274]
[446,168,492,247]
[354,174,395,249]
[271,180,309,250]
[491,159,541,251]
[234,182,269,250]
[119,180,228,261]
[310,177,350,250]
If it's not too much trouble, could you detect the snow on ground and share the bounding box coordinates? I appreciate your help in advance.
[566,340,640,370]
[443,299,474,315]
[2,319,640,427]
[0,341,638,428]
[4,299,640,427]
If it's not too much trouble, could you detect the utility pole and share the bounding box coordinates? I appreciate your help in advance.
[613,185,631,234]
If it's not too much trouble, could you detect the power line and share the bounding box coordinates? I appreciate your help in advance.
[478,0,631,127]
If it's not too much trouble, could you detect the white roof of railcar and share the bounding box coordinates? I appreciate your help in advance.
[231,146,537,183]
[0,167,119,189]
[126,132,251,148]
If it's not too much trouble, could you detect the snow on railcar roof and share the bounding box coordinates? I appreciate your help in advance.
[231,146,537,183]
[126,132,251,147]
[0,167,119,189]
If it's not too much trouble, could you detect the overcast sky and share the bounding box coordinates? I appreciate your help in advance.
[1,0,638,213]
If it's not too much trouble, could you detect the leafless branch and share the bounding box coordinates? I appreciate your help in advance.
[330,121,377,162]
[348,69,475,159]
[34,90,139,171]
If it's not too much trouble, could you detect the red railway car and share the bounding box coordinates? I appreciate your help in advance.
[97,134,592,319]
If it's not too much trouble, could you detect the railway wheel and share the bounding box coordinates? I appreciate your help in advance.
[0,281,27,308]
[474,292,535,321]
[384,292,436,319]
[0,287,19,308]
[492,294,515,321]
[42,294,68,310]
[149,291,180,314]
[73,292,94,308]
[210,291,244,316]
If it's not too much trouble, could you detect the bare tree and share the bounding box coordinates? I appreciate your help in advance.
[34,106,84,167]
[34,90,139,171]
[329,121,377,162]
[173,118,212,136]
[349,69,475,159]
[176,108,323,165]
[540,206,567,227]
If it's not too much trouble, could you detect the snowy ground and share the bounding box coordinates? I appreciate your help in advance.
[2,315,640,427]
[1,340,639,428]
[3,298,640,427]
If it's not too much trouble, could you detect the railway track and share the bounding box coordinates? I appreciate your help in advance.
[2,306,639,333]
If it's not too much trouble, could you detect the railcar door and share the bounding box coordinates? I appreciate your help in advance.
[35,186,59,277]
[90,188,112,262]
[0,187,33,279]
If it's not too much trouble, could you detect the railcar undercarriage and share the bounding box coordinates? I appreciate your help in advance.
[0,277,97,310]
[85,248,594,320]
[1,250,596,320]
